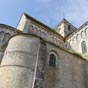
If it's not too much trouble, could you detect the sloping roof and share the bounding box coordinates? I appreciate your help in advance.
[23,13,65,39]
[66,20,88,39]
[55,18,77,30]
[0,24,15,31]
[78,20,88,30]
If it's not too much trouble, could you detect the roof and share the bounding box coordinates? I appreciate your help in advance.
[66,20,88,39]
[0,24,15,31]
[55,18,77,30]
[23,13,65,39]
[78,20,88,30]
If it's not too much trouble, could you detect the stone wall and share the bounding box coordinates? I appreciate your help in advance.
[34,40,47,88]
[28,21,65,48]
[0,34,88,88]
[0,24,14,63]
[16,13,65,48]
[55,19,77,37]
[67,24,88,56]
[0,34,40,88]
[45,43,88,88]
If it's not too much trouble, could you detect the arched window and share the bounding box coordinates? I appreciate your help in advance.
[76,34,80,41]
[81,41,87,54]
[0,31,4,41]
[49,54,56,67]
[81,31,84,38]
[3,33,10,42]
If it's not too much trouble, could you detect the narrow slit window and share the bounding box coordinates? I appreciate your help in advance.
[68,25,71,31]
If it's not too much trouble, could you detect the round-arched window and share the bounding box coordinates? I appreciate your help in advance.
[49,54,56,67]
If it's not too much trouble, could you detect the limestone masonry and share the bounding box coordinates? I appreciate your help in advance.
[0,13,88,88]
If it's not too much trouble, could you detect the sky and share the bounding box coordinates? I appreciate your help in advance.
[0,0,88,28]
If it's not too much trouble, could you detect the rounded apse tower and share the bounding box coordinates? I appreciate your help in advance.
[0,34,40,88]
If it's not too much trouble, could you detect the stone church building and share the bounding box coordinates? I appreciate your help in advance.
[0,13,88,88]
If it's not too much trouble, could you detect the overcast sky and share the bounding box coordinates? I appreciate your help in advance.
[0,0,88,28]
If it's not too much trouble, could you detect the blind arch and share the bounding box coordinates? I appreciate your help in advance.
[0,31,4,41]
[81,41,87,54]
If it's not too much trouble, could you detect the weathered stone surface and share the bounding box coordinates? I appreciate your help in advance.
[34,40,47,88]
[0,25,14,64]
[46,43,87,88]
[0,13,88,88]
[0,66,33,88]
[0,35,40,88]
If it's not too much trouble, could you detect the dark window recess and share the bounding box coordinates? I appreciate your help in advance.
[68,25,71,31]
[49,54,56,67]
